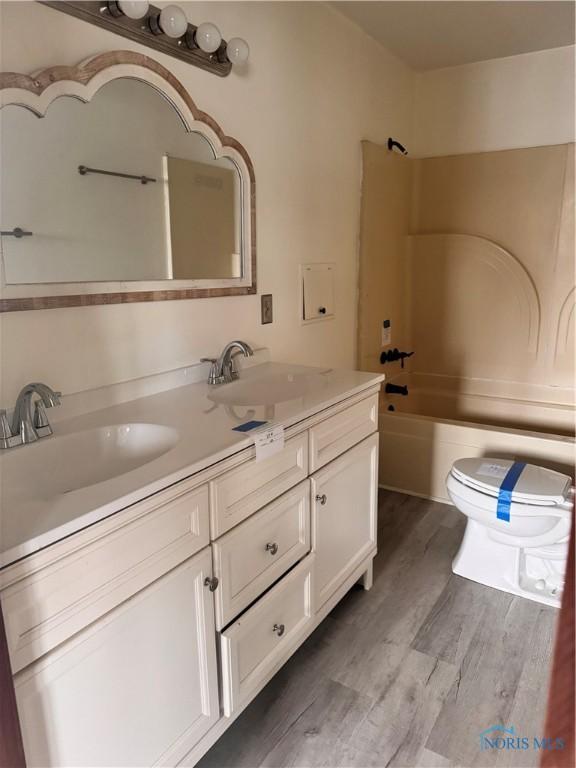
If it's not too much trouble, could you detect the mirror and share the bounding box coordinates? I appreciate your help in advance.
[0,52,256,310]
[2,79,241,284]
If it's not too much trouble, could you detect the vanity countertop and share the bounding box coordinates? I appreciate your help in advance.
[0,363,383,569]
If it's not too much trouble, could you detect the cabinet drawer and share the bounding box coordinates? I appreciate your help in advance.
[2,481,209,673]
[309,393,378,471]
[210,433,308,537]
[220,555,314,716]
[212,481,310,629]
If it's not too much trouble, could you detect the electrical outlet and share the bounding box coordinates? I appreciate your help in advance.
[261,294,273,324]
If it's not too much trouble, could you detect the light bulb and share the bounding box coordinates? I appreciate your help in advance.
[117,0,149,19]
[195,22,222,53]
[158,5,188,38]
[226,37,249,66]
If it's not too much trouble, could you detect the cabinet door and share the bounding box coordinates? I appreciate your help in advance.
[311,433,378,610]
[15,548,219,768]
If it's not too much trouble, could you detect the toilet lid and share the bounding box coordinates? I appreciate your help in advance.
[451,458,572,505]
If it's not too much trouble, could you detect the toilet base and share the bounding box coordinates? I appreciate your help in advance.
[452,520,566,608]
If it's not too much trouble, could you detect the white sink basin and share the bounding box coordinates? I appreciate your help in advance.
[10,423,179,497]
[209,372,312,406]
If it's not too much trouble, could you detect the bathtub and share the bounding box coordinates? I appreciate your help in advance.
[378,374,575,503]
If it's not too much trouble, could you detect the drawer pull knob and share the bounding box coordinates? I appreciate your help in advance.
[273,623,285,637]
[265,542,279,555]
[204,576,219,592]
[316,494,327,505]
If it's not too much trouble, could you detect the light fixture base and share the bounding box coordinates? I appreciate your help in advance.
[148,13,163,35]
[184,27,199,50]
[106,1,123,18]
[41,0,233,77]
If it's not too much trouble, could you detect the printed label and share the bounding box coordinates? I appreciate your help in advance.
[255,425,285,462]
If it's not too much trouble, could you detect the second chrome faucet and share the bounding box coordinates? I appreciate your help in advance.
[1,382,61,449]
[201,341,254,385]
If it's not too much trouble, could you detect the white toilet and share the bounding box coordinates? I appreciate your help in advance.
[447,458,573,607]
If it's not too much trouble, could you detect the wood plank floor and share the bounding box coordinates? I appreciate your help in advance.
[197,491,558,768]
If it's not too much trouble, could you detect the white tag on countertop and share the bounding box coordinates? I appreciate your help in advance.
[255,425,285,462]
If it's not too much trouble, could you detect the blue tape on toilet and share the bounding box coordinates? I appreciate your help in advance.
[496,462,526,522]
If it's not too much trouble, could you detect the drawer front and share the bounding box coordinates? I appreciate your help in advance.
[2,481,209,673]
[220,555,314,716]
[309,393,378,471]
[213,481,310,629]
[210,433,308,538]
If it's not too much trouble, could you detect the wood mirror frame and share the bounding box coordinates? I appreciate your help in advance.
[0,51,256,312]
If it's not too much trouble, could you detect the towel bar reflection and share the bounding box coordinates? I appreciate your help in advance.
[78,165,157,184]
[0,227,33,238]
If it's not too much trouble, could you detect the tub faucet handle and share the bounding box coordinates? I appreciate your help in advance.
[380,349,414,368]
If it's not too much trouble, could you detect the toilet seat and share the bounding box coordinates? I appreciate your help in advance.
[447,474,572,546]
[450,458,571,506]
[447,476,571,521]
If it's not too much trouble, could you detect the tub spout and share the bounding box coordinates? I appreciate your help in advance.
[385,383,409,396]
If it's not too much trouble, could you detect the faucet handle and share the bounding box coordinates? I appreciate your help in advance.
[33,401,54,437]
[0,410,13,440]
[201,358,225,386]
[0,410,20,449]
[0,410,11,434]
[14,415,38,445]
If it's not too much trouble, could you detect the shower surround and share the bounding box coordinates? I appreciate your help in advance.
[358,142,575,499]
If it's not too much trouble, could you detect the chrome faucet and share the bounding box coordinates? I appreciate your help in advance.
[201,341,254,385]
[0,382,61,449]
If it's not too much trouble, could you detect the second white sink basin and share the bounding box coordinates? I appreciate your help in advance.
[209,372,312,406]
[14,423,179,497]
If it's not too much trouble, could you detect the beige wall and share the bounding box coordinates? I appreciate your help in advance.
[414,45,575,157]
[0,1,414,402]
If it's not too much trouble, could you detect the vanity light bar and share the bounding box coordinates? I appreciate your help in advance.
[40,2,249,77]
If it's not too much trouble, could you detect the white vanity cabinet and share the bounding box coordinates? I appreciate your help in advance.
[1,384,381,768]
[14,548,219,768]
